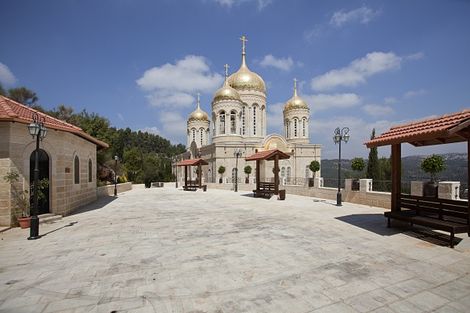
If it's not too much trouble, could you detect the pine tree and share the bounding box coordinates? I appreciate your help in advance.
[366,128,380,180]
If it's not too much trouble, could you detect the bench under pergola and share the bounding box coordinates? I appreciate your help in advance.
[176,158,208,191]
[245,149,290,198]
[365,109,470,247]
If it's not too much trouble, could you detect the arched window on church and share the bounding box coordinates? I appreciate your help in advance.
[192,128,196,143]
[286,166,291,183]
[219,111,225,134]
[302,118,306,137]
[281,167,285,177]
[230,110,236,134]
[200,128,204,146]
[253,105,257,136]
[74,155,80,184]
[286,120,290,138]
[294,119,298,137]
[242,106,246,135]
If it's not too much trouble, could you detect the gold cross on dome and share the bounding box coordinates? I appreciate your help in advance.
[240,35,248,54]
[197,93,200,107]
[294,78,297,90]
[224,64,229,78]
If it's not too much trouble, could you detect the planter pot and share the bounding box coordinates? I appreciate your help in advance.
[219,178,222,184]
[18,216,31,229]
[245,178,249,184]
[423,181,438,198]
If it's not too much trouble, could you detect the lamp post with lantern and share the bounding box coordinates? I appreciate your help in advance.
[233,148,243,192]
[114,155,119,196]
[333,127,350,206]
[27,112,47,240]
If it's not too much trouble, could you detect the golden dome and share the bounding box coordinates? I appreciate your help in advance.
[188,94,209,122]
[284,79,309,112]
[228,35,266,93]
[213,64,241,103]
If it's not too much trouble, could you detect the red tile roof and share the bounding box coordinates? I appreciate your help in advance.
[176,158,208,166]
[245,149,291,161]
[366,109,470,148]
[0,95,108,148]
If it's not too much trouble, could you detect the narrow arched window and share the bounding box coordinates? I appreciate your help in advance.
[294,119,298,137]
[192,129,196,143]
[302,118,306,137]
[286,167,291,182]
[88,159,93,182]
[230,110,236,134]
[220,111,225,134]
[242,106,246,135]
[200,128,204,146]
[286,121,290,138]
[281,167,285,177]
[74,155,80,184]
[253,106,257,135]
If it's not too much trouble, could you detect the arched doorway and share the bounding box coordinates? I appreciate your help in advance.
[30,149,50,214]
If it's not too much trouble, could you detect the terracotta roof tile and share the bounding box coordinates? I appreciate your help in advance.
[176,158,208,166]
[0,95,108,148]
[366,109,470,147]
[245,149,291,161]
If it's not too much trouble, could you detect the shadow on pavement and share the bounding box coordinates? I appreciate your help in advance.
[40,221,78,238]
[67,196,117,216]
[336,213,462,247]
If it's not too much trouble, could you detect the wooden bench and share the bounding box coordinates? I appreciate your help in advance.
[253,182,284,199]
[183,180,207,191]
[385,194,469,248]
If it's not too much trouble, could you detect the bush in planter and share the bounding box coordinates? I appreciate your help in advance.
[421,154,445,197]
[218,166,225,184]
[308,160,320,187]
[351,157,365,190]
[3,171,30,227]
[244,165,252,183]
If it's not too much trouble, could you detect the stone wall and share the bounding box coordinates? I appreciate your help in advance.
[97,182,132,197]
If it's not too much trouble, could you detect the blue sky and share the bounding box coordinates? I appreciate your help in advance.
[1,0,470,158]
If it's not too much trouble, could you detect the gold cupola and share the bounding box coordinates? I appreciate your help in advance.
[284,78,309,112]
[228,35,266,93]
[188,94,209,122]
[213,64,241,103]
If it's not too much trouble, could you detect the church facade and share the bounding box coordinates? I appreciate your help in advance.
[177,36,321,187]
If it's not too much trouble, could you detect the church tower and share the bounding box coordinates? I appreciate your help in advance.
[187,94,210,149]
[227,35,267,142]
[211,64,243,143]
[283,79,310,144]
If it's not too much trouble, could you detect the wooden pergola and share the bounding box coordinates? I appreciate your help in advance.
[176,158,208,190]
[365,109,470,213]
[245,149,290,195]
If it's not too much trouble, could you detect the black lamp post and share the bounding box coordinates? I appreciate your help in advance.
[174,157,178,188]
[114,155,118,196]
[234,148,243,192]
[333,127,350,206]
[27,112,47,240]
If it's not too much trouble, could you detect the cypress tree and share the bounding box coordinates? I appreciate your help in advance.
[366,129,380,180]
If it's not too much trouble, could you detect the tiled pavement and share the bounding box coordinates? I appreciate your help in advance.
[1,186,469,313]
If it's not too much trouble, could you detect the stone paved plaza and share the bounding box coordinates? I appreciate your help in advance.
[1,186,470,313]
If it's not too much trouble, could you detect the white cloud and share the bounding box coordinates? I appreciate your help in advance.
[303,25,325,43]
[117,113,125,121]
[311,52,402,91]
[158,111,187,144]
[330,6,381,27]
[259,54,294,71]
[0,62,17,86]
[384,97,397,104]
[362,104,394,117]
[406,52,425,61]
[210,0,272,10]
[140,126,161,135]
[303,93,361,112]
[136,55,222,108]
[404,89,427,98]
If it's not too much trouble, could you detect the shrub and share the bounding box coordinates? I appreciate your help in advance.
[421,154,445,182]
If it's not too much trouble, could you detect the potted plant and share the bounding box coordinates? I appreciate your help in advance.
[244,165,252,184]
[351,157,365,191]
[309,160,320,187]
[421,154,445,197]
[3,171,30,228]
[218,166,225,184]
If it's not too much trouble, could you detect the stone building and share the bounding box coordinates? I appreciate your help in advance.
[177,36,321,186]
[0,96,108,226]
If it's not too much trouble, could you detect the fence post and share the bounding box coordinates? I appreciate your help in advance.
[360,179,373,192]
[438,181,460,200]
[410,181,424,196]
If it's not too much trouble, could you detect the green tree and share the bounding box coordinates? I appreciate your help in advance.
[244,165,252,183]
[366,128,380,180]
[218,165,226,183]
[0,83,6,96]
[351,157,365,178]
[8,87,38,106]
[309,160,320,178]
[123,147,143,182]
[421,154,446,182]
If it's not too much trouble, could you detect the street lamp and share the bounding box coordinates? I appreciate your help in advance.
[234,148,243,192]
[173,157,178,188]
[333,127,350,206]
[27,112,47,240]
[114,155,118,196]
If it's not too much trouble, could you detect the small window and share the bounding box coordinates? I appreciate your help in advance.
[88,159,93,182]
[74,155,80,184]
[220,111,226,134]
[200,128,204,146]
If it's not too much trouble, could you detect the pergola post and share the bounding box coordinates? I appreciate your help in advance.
[198,164,202,188]
[256,159,260,191]
[184,166,188,188]
[274,154,279,195]
[468,139,470,233]
[391,144,401,212]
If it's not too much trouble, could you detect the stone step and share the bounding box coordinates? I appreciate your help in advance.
[38,213,62,224]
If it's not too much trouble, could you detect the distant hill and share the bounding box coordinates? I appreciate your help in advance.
[321,153,468,185]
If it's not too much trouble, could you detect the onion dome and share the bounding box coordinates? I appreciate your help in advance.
[213,64,241,103]
[284,79,309,112]
[228,35,266,93]
[188,94,209,122]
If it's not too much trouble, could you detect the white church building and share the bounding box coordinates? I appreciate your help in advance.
[177,36,321,186]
